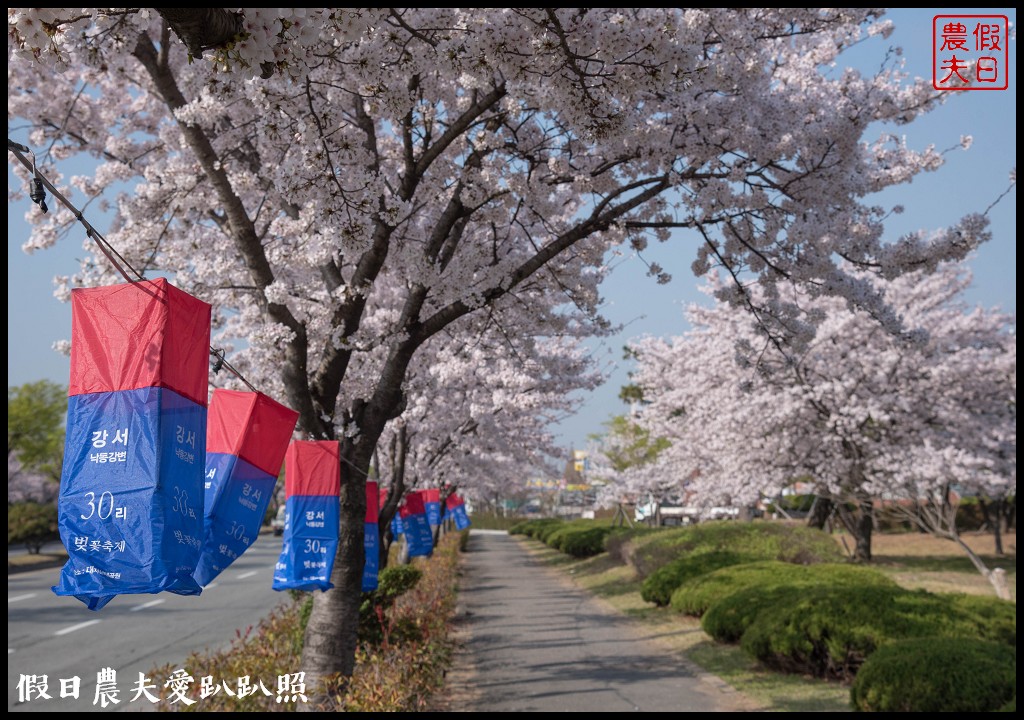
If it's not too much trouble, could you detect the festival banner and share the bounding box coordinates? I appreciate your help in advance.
[363,480,379,592]
[399,490,433,558]
[194,389,298,586]
[445,492,472,530]
[272,441,340,592]
[53,279,211,610]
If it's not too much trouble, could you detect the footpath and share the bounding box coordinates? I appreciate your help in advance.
[448,530,754,712]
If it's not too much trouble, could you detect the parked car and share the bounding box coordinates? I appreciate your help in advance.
[271,505,287,536]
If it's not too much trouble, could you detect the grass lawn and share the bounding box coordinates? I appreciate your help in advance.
[522,526,1016,713]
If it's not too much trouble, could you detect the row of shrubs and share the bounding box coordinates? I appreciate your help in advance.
[512,518,1016,712]
[153,530,468,711]
[508,518,620,558]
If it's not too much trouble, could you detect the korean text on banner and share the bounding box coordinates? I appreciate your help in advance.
[399,490,433,558]
[363,480,379,592]
[195,389,298,586]
[272,441,340,592]
[53,279,211,610]
[424,487,442,527]
[445,492,472,531]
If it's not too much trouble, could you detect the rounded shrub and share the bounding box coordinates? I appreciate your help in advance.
[738,585,1017,679]
[850,637,1016,712]
[557,526,616,558]
[640,551,748,606]
[534,520,569,544]
[509,518,563,539]
[671,561,894,616]
[700,584,802,644]
[629,521,843,579]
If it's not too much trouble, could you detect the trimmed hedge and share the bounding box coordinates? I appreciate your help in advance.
[670,561,895,616]
[556,526,617,558]
[509,518,564,539]
[640,551,748,606]
[730,585,1016,679]
[628,521,843,579]
[850,637,1016,712]
[511,519,620,559]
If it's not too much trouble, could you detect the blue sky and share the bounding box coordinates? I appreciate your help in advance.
[7,8,1016,454]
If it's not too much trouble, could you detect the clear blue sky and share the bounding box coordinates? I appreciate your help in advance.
[7,8,1017,455]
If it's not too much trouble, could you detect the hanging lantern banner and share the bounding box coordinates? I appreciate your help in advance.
[362,480,379,592]
[400,491,433,558]
[53,279,211,611]
[194,390,298,586]
[445,492,472,530]
[424,487,442,527]
[272,441,340,592]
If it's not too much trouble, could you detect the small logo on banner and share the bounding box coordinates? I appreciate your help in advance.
[933,15,1009,90]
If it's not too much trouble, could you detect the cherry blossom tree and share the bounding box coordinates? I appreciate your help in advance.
[8,7,999,696]
[627,261,1015,595]
[372,306,605,556]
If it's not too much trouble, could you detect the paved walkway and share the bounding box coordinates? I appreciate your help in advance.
[450,531,750,712]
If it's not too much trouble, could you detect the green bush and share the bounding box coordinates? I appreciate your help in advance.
[8,502,58,553]
[737,585,1016,679]
[556,526,617,558]
[671,561,895,616]
[701,584,802,644]
[359,564,423,644]
[850,637,1016,712]
[627,521,843,579]
[509,518,556,536]
[535,520,569,543]
[640,551,748,606]
[999,697,1016,712]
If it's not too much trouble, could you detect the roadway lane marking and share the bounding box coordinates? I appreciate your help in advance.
[237,571,258,580]
[55,619,101,636]
[205,582,219,589]
[130,599,165,612]
[8,648,13,654]
[8,593,37,603]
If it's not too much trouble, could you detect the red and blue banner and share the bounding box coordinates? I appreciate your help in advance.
[445,492,472,530]
[272,441,339,592]
[363,480,379,592]
[399,490,433,558]
[424,487,442,527]
[53,279,211,610]
[194,390,298,586]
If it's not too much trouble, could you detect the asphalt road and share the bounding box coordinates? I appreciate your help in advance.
[454,531,748,712]
[8,533,291,713]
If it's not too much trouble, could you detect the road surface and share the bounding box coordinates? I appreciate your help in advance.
[452,530,750,712]
[8,533,290,713]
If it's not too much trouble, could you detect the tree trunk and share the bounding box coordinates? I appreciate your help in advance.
[806,495,833,529]
[992,498,1005,556]
[951,533,1012,601]
[298,437,370,709]
[836,498,873,562]
[853,502,873,562]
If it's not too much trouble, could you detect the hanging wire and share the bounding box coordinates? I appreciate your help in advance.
[9,138,260,393]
